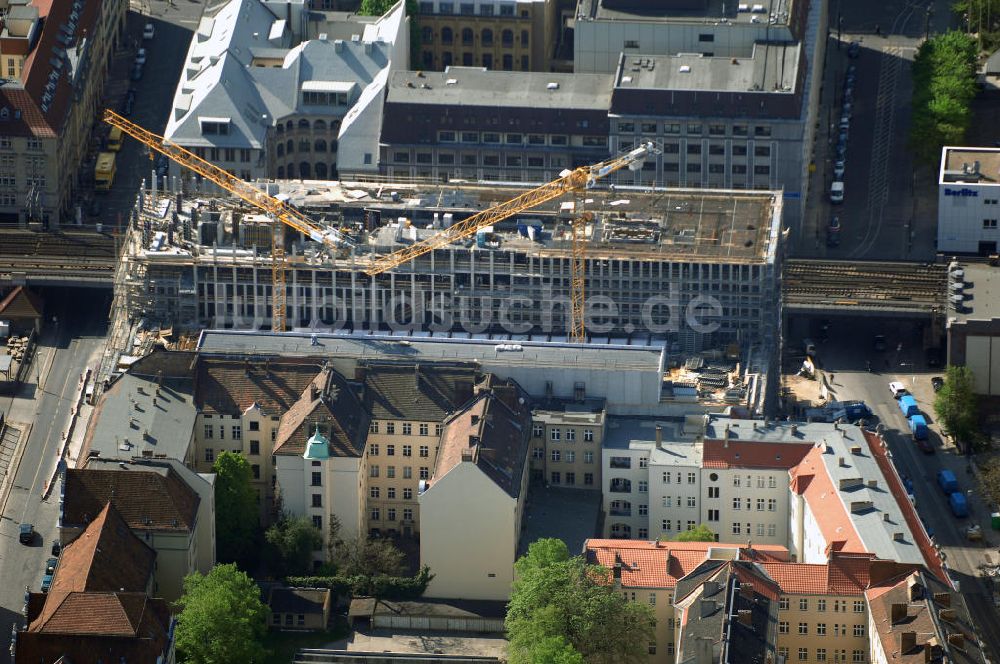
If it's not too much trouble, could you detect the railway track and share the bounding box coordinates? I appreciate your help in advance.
[783,260,946,313]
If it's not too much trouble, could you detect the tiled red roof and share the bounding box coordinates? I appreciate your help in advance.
[62,468,199,533]
[758,553,878,595]
[789,446,865,555]
[195,357,324,415]
[584,539,789,589]
[702,440,814,469]
[861,429,947,583]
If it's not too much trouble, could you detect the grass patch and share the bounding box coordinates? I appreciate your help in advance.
[262,621,349,664]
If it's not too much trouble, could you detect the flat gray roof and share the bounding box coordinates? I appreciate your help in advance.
[949,262,1000,322]
[602,416,706,468]
[387,69,614,110]
[615,43,800,93]
[578,0,795,26]
[197,330,664,372]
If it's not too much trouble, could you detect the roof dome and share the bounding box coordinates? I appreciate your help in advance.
[303,425,330,460]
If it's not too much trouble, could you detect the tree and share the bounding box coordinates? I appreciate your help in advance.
[333,536,407,578]
[507,538,655,664]
[910,31,978,165]
[264,515,323,577]
[673,524,716,542]
[934,365,980,448]
[358,0,394,15]
[175,563,269,664]
[213,451,260,567]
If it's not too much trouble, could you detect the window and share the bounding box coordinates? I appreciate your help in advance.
[370,487,380,498]
[403,466,412,479]
[565,472,575,485]
[853,600,865,613]
[699,33,716,42]
[687,472,696,484]
[387,508,396,521]
[733,476,741,487]
[852,650,865,662]
[403,445,412,457]
[708,486,719,498]
[403,488,412,499]
[386,444,396,456]
[584,472,594,485]
[419,445,429,457]
[800,598,809,611]
[420,466,429,479]
[204,448,215,462]
[687,143,702,155]
[685,497,695,508]
[370,466,379,478]
[779,597,789,610]
[312,494,322,508]
[533,424,544,438]
[584,451,594,463]
[551,472,561,484]
[778,648,788,661]
[566,451,575,463]
[311,472,322,486]
[638,504,648,516]
[708,509,719,521]
[853,624,865,637]
[984,219,998,229]
[387,466,396,479]
[798,648,808,661]
[817,649,827,662]
[371,507,380,520]
[732,145,748,156]
[768,523,776,536]
[756,498,765,511]
[370,422,379,434]
[732,522,741,534]
[204,425,214,439]
[638,481,648,493]
[565,429,576,442]
[624,40,639,49]
[387,487,396,499]
[249,440,260,455]
[755,126,772,137]
[551,428,561,441]
[386,422,396,435]
[648,643,657,655]
[403,508,413,521]
[757,524,765,536]
[768,498,777,511]
[435,424,443,436]
[639,457,648,468]
[252,464,260,480]
[550,450,561,462]
[688,123,703,134]
[799,622,808,635]
[402,423,412,435]
[754,165,770,175]
[369,444,380,456]
[817,599,826,612]
[733,498,741,510]
[779,621,789,634]
[662,519,672,531]
[817,623,826,635]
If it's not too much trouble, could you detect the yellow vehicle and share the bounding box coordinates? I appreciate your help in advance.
[94,152,116,192]
[107,126,123,152]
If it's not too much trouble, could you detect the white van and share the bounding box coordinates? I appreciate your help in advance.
[829,181,844,204]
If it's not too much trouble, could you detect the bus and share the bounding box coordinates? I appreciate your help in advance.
[95,152,116,192]
[107,126,123,152]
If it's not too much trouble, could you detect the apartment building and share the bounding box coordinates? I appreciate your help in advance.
[13,502,175,664]
[60,464,214,602]
[528,399,606,489]
[420,378,533,600]
[0,0,128,226]
[164,0,407,180]
[378,68,612,183]
[414,0,556,72]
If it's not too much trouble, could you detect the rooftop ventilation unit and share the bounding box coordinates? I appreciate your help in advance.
[546,81,559,90]
[679,65,691,73]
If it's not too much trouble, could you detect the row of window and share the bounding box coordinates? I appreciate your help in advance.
[532,448,595,463]
[731,497,779,511]
[370,507,415,521]
[777,647,866,662]
[369,486,414,500]
[369,465,431,480]
[538,426,596,441]
[421,50,528,70]
[421,26,527,47]
[189,146,253,164]
[369,422,441,436]
[275,118,341,134]
[729,522,778,537]
[651,143,772,157]
[276,139,336,157]
[660,496,698,508]
[544,470,593,486]
[779,598,866,613]
[649,163,771,175]
[419,1,523,17]
[618,121,772,138]
[609,479,647,492]
[778,621,865,636]
[391,152,566,168]
[437,131,581,146]
[369,443,432,457]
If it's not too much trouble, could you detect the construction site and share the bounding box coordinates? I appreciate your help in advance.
[110,177,783,353]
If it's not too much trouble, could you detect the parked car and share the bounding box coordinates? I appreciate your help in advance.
[50,540,61,556]
[833,160,845,179]
[827,217,841,247]
[41,558,58,592]
[134,48,147,66]
[848,41,861,58]
[19,523,34,544]
[130,63,143,81]
[121,88,135,116]
[143,22,155,40]
[931,376,944,392]
[830,181,844,204]
[889,381,907,398]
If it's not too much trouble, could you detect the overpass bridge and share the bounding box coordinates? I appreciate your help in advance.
[782,259,947,317]
[0,230,118,288]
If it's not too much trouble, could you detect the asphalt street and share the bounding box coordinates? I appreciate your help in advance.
[0,292,108,660]
[787,314,1000,659]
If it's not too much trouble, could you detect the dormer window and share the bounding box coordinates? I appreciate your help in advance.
[199,117,231,135]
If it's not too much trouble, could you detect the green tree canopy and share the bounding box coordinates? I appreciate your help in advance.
[175,563,269,664]
[507,538,655,664]
[673,524,716,542]
[910,31,978,164]
[265,515,324,577]
[333,536,407,578]
[934,365,980,446]
[213,451,260,567]
[359,0,394,15]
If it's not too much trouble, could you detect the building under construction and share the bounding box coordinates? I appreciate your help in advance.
[113,179,784,353]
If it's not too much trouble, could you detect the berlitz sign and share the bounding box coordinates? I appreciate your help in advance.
[944,188,979,197]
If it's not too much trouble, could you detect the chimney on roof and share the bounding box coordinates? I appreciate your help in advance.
[790,423,798,435]
[908,575,924,601]
[933,592,951,607]
[851,445,862,455]
[699,599,717,618]
[898,631,917,654]
[948,633,965,650]
[471,414,480,426]
[156,370,163,386]
[655,425,663,449]
[939,608,957,623]
[460,448,474,462]
[890,602,908,624]
[893,532,905,542]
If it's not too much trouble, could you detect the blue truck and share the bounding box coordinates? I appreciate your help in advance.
[937,469,958,494]
[936,469,969,517]
[949,492,969,518]
[898,395,919,418]
[909,414,928,439]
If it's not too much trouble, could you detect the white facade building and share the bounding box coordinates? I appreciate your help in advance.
[937,147,1000,254]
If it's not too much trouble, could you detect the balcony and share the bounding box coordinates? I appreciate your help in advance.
[609,501,632,517]
[609,457,632,469]
[609,479,632,493]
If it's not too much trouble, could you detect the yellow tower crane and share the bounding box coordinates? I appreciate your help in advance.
[102,109,354,333]
[364,142,658,342]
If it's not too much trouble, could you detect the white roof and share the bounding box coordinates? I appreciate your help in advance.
[302,80,355,93]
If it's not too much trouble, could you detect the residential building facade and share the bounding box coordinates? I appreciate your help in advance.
[415,0,556,72]
[529,401,606,490]
[0,0,128,225]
